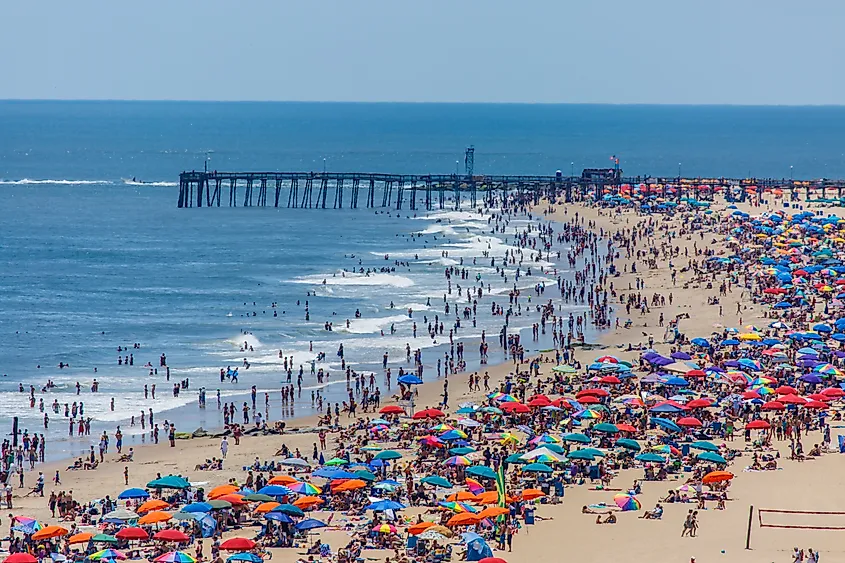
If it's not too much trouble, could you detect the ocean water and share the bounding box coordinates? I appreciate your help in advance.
[2,101,845,460]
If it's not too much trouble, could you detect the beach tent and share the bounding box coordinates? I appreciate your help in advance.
[465,538,493,561]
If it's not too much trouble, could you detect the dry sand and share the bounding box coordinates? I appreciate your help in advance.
[9,195,845,563]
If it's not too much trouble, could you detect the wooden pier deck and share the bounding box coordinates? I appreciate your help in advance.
[177,169,845,210]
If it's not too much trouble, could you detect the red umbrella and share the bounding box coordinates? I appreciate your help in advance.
[115,527,149,540]
[778,394,806,405]
[685,398,714,408]
[153,530,190,542]
[478,558,508,563]
[379,405,405,415]
[412,408,445,419]
[527,397,551,407]
[595,356,618,364]
[616,423,638,433]
[761,401,785,411]
[220,538,256,551]
[6,555,37,563]
[686,370,706,378]
[599,375,621,385]
[775,385,798,395]
[501,402,530,414]
[804,400,828,409]
[746,420,771,430]
[577,395,600,404]
[742,390,761,400]
[577,388,610,397]
[677,417,702,427]
[821,387,845,398]
[807,394,830,402]
[550,398,573,409]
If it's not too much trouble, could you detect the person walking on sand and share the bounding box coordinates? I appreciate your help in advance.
[681,509,693,537]
[220,436,229,459]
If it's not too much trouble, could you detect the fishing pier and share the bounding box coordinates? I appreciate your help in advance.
[177,149,845,210]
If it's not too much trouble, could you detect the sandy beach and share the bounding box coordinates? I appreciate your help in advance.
[7,191,845,563]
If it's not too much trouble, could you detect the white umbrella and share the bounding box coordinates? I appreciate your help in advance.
[280,457,310,467]
[103,508,139,520]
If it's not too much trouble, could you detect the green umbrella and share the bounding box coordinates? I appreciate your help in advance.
[541,443,566,454]
[479,406,502,414]
[92,534,117,544]
[690,441,719,452]
[466,465,497,479]
[272,504,305,517]
[420,476,452,488]
[522,463,554,473]
[505,453,527,464]
[449,447,476,455]
[146,475,190,489]
[243,493,275,502]
[354,470,376,482]
[171,512,200,521]
[567,449,596,461]
[635,453,667,463]
[697,451,727,464]
[615,438,641,451]
[374,450,402,461]
[579,448,606,458]
[208,499,232,510]
[562,433,591,444]
[592,423,619,433]
[325,457,348,466]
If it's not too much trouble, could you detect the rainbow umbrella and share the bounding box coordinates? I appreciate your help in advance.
[495,394,519,403]
[613,493,641,512]
[154,553,197,563]
[90,550,127,561]
[486,392,506,400]
[443,456,471,466]
[439,429,468,440]
[288,482,322,495]
[499,432,520,445]
[12,517,42,534]
[438,501,478,513]
[430,424,454,432]
[814,364,841,376]
[465,478,485,495]
[418,436,444,447]
[528,433,561,445]
[576,409,602,419]
[651,444,681,456]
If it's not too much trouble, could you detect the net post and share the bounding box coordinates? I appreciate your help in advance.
[746,505,754,550]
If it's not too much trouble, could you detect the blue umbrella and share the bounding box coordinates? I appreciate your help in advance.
[264,512,293,523]
[721,339,740,346]
[652,418,682,433]
[522,463,554,473]
[295,518,327,531]
[365,500,406,511]
[690,338,709,347]
[182,502,213,513]
[227,554,263,563]
[697,451,727,464]
[397,375,423,385]
[257,485,294,497]
[271,504,305,517]
[566,449,596,461]
[117,488,149,500]
[664,377,689,386]
[466,466,497,479]
[635,453,667,463]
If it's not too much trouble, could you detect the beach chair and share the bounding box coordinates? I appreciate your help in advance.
[406,534,418,556]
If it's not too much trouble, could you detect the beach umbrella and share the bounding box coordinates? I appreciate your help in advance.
[615,438,641,451]
[505,453,527,464]
[379,405,405,414]
[762,401,785,411]
[420,475,453,488]
[616,423,638,432]
[613,493,641,511]
[333,479,368,492]
[220,538,256,551]
[439,501,478,513]
[447,513,481,527]
[226,555,263,563]
[822,387,845,398]
[288,482,322,495]
[449,447,476,455]
[373,450,402,461]
[592,422,619,433]
[32,525,69,541]
[68,532,93,545]
[255,502,281,514]
[365,500,406,511]
[475,491,514,505]
[652,418,682,433]
[522,463,554,473]
[690,441,719,452]
[117,488,150,500]
[446,491,478,502]
[408,522,435,535]
[138,511,172,525]
[208,484,239,499]
[779,394,807,405]
[6,555,37,563]
[264,512,293,523]
[89,550,127,561]
[243,493,275,503]
[466,466,497,479]
[412,408,445,419]
[685,398,714,408]
[520,489,545,501]
[146,476,190,490]
[477,559,508,563]
[268,475,299,485]
[324,457,349,466]
[697,451,727,464]
[114,528,148,540]
[690,338,710,347]
[153,530,189,543]
[256,485,293,497]
[271,504,305,517]
[295,518,327,531]
[702,471,735,484]
[746,420,771,430]
[635,453,666,464]
[137,499,170,513]
[154,553,196,563]
[292,495,324,509]
[677,417,703,428]
[181,502,213,513]
[397,375,423,385]
[562,432,591,444]
[477,507,509,519]
[566,450,596,461]
[279,458,310,468]
[372,524,398,534]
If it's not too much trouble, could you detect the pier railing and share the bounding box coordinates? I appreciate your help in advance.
[177,170,845,210]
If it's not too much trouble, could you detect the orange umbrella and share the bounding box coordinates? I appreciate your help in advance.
[408,522,434,535]
[254,502,281,514]
[333,479,367,492]
[218,493,248,505]
[138,499,170,513]
[520,489,545,501]
[473,491,515,505]
[268,475,299,486]
[446,513,480,527]
[477,507,509,519]
[702,471,734,484]
[208,484,240,499]
[446,491,478,502]
[68,532,93,545]
[292,496,324,508]
[32,525,69,540]
[138,511,172,525]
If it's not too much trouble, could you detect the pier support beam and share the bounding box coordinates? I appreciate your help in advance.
[367,179,375,208]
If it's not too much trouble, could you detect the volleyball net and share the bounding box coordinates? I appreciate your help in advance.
[758,508,845,530]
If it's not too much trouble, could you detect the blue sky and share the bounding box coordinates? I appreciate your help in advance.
[3,1,844,104]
